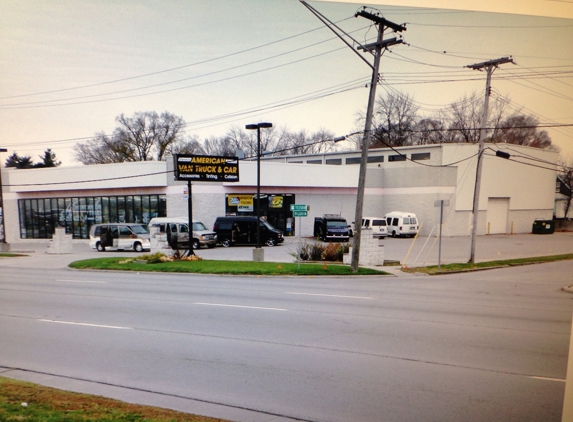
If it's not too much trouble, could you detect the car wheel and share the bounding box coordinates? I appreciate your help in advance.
[192,240,200,250]
[96,242,106,252]
[392,231,397,238]
[221,239,231,248]
[134,242,143,253]
[265,238,276,247]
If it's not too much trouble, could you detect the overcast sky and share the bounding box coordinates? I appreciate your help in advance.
[1,0,572,166]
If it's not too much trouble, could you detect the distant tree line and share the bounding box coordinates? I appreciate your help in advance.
[4,149,61,169]
[7,89,555,169]
[72,111,339,165]
[350,90,554,150]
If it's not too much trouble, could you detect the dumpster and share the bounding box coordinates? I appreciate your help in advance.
[532,219,555,234]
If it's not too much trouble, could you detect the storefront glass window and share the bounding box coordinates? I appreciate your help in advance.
[133,196,142,223]
[224,193,295,236]
[17,194,166,239]
[126,196,134,223]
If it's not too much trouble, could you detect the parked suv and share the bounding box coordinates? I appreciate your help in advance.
[89,223,150,252]
[313,214,350,242]
[213,216,284,247]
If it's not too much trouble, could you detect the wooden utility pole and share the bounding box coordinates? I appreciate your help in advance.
[299,3,406,272]
[351,9,406,272]
[467,56,514,264]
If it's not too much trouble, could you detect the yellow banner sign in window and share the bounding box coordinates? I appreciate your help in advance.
[269,196,283,208]
[228,195,254,207]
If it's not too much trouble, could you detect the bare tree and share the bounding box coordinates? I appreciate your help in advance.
[495,114,553,149]
[412,118,452,145]
[274,129,337,156]
[444,93,484,143]
[558,155,573,218]
[167,135,204,156]
[199,126,339,158]
[74,111,187,164]
[74,132,133,164]
[199,126,252,157]
[371,91,419,148]
[202,136,238,157]
[444,92,510,144]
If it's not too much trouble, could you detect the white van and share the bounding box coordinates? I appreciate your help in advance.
[361,217,388,238]
[89,223,150,252]
[384,211,419,238]
[147,217,217,249]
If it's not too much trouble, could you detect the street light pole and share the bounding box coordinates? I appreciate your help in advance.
[0,148,9,251]
[246,122,272,261]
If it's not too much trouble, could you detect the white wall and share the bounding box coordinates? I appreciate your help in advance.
[3,161,168,193]
[2,144,558,243]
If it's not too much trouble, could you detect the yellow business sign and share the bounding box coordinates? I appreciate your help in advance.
[228,195,254,207]
[269,195,283,208]
[175,154,239,182]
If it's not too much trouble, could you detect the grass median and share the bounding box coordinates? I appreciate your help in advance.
[0,375,228,422]
[69,257,389,276]
[402,253,573,275]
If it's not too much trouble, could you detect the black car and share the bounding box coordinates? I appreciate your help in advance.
[213,216,284,247]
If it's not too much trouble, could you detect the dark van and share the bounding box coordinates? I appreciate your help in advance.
[213,216,284,247]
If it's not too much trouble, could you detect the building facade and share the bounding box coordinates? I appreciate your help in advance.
[0,144,558,245]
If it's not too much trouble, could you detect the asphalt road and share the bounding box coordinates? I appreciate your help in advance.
[1,260,572,422]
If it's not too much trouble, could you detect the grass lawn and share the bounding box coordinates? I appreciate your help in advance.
[402,253,573,275]
[68,256,389,276]
[0,376,228,421]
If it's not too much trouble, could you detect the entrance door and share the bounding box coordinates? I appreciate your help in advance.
[487,198,509,234]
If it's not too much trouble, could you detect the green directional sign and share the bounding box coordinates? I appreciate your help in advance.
[290,204,308,211]
[293,210,308,217]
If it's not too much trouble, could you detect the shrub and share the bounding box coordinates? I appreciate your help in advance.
[291,241,348,262]
[129,251,202,263]
[309,243,324,261]
[323,243,348,261]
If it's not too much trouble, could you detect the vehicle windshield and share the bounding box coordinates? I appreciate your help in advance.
[327,220,347,228]
[129,225,149,234]
[193,222,208,231]
[261,220,277,231]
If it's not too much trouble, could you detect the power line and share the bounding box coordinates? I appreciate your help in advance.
[0,44,353,109]
[407,21,573,29]
[1,78,369,149]
[0,19,356,101]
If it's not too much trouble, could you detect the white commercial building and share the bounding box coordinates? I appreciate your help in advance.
[0,144,558,245]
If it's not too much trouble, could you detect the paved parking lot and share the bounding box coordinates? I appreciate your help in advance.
[2,232,573,270]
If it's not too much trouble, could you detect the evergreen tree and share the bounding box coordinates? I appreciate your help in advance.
[34,149,61,168]
[4,152,34,169]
